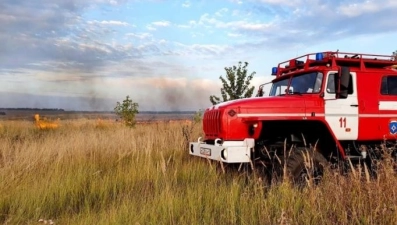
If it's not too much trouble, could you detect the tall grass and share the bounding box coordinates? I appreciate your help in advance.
[1,119,397,224]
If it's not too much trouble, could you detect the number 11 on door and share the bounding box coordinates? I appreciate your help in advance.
[339,117,346,128]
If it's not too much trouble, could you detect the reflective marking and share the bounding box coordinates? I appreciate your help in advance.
[379,101,397,110]
[236,113,397,118]
[361,114,397,117]
[324,114,357,117]
[237,113,306,117]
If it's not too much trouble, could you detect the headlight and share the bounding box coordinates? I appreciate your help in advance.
[221,149,227,160]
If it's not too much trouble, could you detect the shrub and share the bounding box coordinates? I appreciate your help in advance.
[114,95,139,127]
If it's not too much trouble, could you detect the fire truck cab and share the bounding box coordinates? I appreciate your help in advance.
[189,51,397,183]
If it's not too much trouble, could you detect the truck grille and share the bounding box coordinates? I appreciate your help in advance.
[203,109,221,138]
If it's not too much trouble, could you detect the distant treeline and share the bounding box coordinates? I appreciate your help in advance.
[140,111,197,114]
[70,111,197,114]
[0,108,65,111]
[0,108,197,114]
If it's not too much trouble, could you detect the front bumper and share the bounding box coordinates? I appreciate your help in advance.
[189,138,254,163]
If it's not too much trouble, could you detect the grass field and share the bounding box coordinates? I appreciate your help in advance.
[1,118,397,224]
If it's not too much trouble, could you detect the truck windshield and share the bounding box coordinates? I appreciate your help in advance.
[269,72,324,96]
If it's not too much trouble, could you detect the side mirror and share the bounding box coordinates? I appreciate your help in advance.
[335,66,350,99]
[256,85,264,97]
[256,81,273,97]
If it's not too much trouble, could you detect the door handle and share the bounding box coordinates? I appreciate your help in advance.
[350,104,359,107]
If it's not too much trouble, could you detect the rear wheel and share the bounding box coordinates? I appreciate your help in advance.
[285,147,328,187]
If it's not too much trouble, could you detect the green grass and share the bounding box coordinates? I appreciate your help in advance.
[1,120,397,224]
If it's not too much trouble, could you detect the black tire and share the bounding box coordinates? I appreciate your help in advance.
[286,147,328,187]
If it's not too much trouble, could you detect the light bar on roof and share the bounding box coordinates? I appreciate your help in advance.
[315,52,324,61]
[271,67,278,75]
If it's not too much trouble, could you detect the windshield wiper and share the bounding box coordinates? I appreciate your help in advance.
[276,91,302,96]
[289,91,302,96]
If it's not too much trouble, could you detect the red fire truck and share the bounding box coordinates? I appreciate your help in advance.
[189,51,397,184]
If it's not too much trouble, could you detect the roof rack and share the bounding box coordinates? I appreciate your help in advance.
[272,51,397,77]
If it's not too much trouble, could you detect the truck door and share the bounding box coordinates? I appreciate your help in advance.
[323,71,359,140]
[378,75,397,138]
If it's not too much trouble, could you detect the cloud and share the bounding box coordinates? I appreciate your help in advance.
[0,0,119,71]
[177,20,197,29]
[151,20,171,27]
[125,32,153,40]
[0,0,171,75]
[88,20,131,26]
[146,20,171,31]
[177,0,397,51]
[254,0,301,7]
[215,8,229,17]
[227,32,242,37]
[337,0,397,17]
[229,0,244,4]
[182,1,190,8]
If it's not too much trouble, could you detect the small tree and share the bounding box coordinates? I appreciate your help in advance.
[210,61,256,105]
[114,95,139,127]
[393,50,397,61]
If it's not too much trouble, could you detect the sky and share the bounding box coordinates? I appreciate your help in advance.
[0,0,396,111]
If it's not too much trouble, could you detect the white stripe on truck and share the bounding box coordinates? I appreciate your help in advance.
[379,101,397,110]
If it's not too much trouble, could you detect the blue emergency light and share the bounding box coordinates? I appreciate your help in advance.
[315,52,324,61]
[271,67,278,75]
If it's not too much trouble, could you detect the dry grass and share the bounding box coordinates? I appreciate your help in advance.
[1,119,397,224]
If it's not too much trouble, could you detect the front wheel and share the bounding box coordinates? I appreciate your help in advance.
[285,147,329,187]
